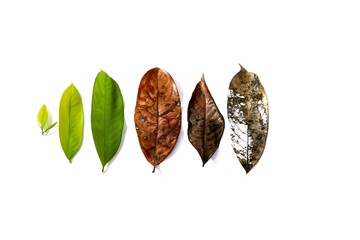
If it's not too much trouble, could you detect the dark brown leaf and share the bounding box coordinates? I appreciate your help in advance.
[134,67,182,172]
[227,65,269,173]
[188,74,225,166]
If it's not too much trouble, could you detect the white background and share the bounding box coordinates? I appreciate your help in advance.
[1,0,359,239]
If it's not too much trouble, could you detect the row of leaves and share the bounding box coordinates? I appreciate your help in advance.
[38,65,269,173]
[39,71,123,172]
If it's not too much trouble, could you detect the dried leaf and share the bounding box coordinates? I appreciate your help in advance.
[188,74,225,166]
[134,67,181,172]
[227,65,269,173]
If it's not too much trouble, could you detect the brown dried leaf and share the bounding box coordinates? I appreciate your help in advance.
[227,65,269,173]
[134,67,182,172]
[188,74,225,166]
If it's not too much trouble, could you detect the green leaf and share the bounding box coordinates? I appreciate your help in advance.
[38,104,58,135]
[59,84,84,162]
[91,70,124,172]
[44,122,58,133]
[38,104,48,132]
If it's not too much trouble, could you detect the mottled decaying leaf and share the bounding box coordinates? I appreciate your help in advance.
[91,70,124,172]
[134,67,181,173]
[59,84,84,162]
[38,104,57,135]
[188,74,225,166]
[227,65,269,173]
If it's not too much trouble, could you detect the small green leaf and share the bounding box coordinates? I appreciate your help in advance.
[44,122,58,133]
[91,70,124,172]
[59,84,84,162]
[38,104,56,135]
[38,104,48,132]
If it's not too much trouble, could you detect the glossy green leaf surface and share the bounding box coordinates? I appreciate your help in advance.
[59,84,84,162]
[91,70,124,172]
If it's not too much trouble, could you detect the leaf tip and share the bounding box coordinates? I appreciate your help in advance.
[99,69,110,78]
[244,164,252,174]
[238,64,247,73]
[68,83,78,93]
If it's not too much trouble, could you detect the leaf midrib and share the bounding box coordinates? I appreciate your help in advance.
[103,77,107,163]
[67,86,73,159]
[155,74,159,164]
[203,89,208,162]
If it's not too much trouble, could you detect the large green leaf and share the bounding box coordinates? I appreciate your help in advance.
[91,70,124,172]
[59,84,84,162]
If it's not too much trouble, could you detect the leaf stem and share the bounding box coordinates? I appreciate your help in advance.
[152,166,156,173]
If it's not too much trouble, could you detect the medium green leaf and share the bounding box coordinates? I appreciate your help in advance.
[59,84,84,162]
[38,104,48,131]
[91,70,124,172]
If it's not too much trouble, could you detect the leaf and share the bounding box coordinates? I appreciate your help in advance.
[91,70,124,172]
[134,67,181,173]
[59,84,84,162]
[227,65,269,173]
[44,122,58,133]
[38,104,57,135]
[188,74,225,166]
[38,104,48,131]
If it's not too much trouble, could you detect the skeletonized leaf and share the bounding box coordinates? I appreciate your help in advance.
[91,70,124,172]
[134,67,181,172]
[59,84,84,162]
[188,74,225,166]
[227,65,269,173]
